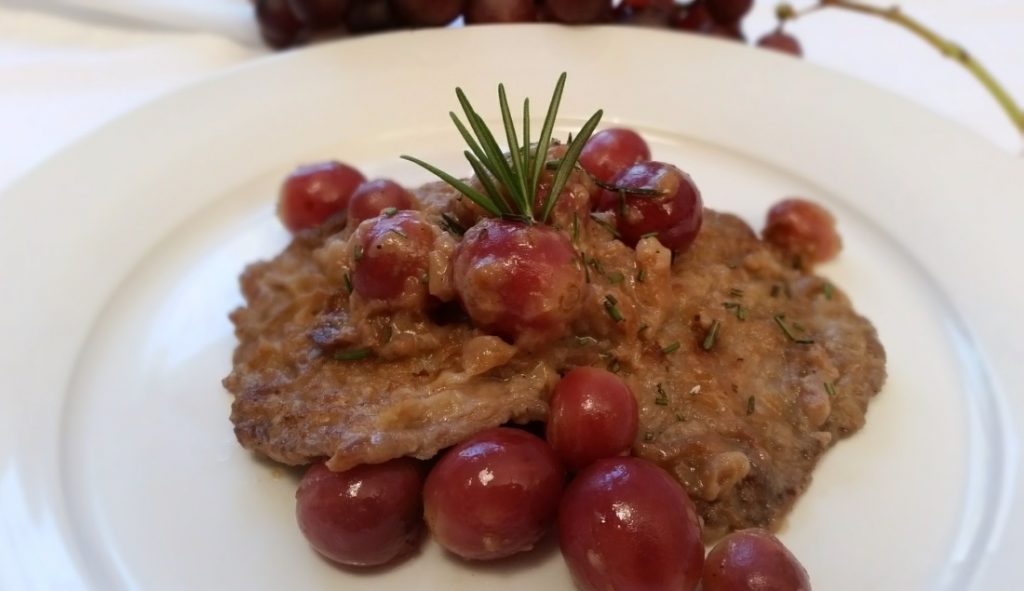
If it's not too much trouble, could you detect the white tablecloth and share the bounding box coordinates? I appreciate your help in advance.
[1,0,1021,191]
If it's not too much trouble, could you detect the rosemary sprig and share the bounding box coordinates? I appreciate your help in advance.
[333,348,373,361]
[402,73,604,223]
[773,314,815,344]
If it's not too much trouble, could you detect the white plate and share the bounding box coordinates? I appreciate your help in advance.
[1,25,1022,591]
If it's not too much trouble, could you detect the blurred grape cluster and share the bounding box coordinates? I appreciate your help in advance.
[255,0,801,57]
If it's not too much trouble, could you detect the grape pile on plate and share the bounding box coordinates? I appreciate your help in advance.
[255,0,803,57]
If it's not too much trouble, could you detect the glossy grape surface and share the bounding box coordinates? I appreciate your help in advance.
[453,218,584,345]
[424,427,565,560]
[703,529,812,591]
[295,459,425,567]
[559,457,704,591]
[351,210,436,300]
[546,367,638,471]
[762,198,841,266]
[278,161,364,233]
[545,0,610,24]
[256,0,307,49]
[464,0,537,23]
[595,161,703,251]
[757,31,804,56]
[348,179,416,225]
[579,128,651,183]
[392,0,465,26]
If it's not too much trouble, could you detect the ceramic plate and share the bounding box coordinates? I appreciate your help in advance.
[1,25,1022,591]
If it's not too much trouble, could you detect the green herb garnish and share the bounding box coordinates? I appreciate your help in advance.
[823,282,834,300]
[661,341,680,354]
[723,302,747,320]
[440,212,466,236]
[589,213,620,238]
[353,244,364,261]
[655,383,669,405]
[746,395,756,415]
[401,73,602,223]
[604,294,624,322]
[702,319,721,351]
[773,314,815,344]
[824,381,838,396]
[343,272,353,294]
[333,348,373,361]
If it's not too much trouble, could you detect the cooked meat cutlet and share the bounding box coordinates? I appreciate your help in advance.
[224,183,885,538]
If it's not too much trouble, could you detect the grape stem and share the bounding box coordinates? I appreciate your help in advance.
[778,0,1024,141]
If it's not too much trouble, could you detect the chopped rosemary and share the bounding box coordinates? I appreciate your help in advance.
[603,294,624,322]
[383,324,394,344]
[589,213,620,238]
[676,413,687,422]
[824,381,838,396]
[573,335,599,347]
[353,244,364,261]
[637,323,649,337]
[773,314,815,344]
[607,271,625,285]
[729,287,744,298]
[382,207,398,217]
[440,212,466,236]
[333,348,372,361]
[401,73,603,223]
[661,341,680,354]
[343,272,353,294]
[655,384,669,406]
[702,319,721,351]
[746,395,756,416]
[823,282,834,300]
[571,213,580,244]
[636,269,647,283]
[644,431,655,443]
[722,302,747,320]
[607,357,622,374]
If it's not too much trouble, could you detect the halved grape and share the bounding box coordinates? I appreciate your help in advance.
[559,457,704,591]
[295,459,425,567]
[452,218,584,346]
[703,529,812,591]
[424,427,565,560]
[579,128,651,183]
[351,210,436,301]
[671,0,713,32]
[278,160,364,233]
[546,367,638,471]
[595,161,703,252]
[348,179,416,225]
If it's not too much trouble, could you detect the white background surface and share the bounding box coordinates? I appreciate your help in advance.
[0,0,1022,192]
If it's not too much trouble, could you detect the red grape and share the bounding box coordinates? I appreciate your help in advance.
[709,22,746,42]
[703,529,812,591]
[256,0,308,49]
[762,198,841,266]
[345,0,398,32]
[579,128,651,183]
[278,161,365,233]
[595,161,703,252]
[295,459,425,567]
[347,179,416,225]
[288,0,348,28]
[546,367,638,471]
[545,0,611,24]
[559,457,704,591]
[757,31,804,57]
[452,218,584,346]
[705,0,752,25]
[392,0,465,26]
[424,427,565,560]
[671,0,714,32]
[351,210,436,301]
[464,0,537,24]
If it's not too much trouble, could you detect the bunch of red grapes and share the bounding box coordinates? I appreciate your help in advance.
[256,0,802,57]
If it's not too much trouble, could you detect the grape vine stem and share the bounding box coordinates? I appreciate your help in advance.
[779,0,1024,140]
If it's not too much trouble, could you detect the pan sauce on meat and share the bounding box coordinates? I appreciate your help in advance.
[224,170,885,538]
